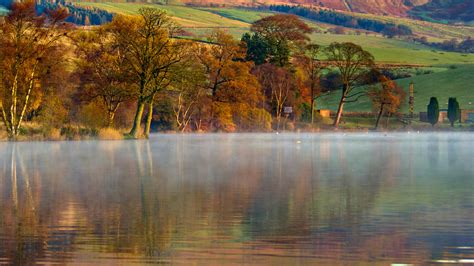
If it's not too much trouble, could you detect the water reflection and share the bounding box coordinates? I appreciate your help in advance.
[0,133,473,264]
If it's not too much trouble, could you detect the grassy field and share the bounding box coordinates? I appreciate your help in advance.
[317,64,474,113]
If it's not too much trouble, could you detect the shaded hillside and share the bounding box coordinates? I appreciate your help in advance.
[410,0,474,23]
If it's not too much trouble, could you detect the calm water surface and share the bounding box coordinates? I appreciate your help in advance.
[0,133,473,264]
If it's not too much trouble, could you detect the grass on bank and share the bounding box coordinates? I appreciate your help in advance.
[0,123,127,141]
[1,117,472,141]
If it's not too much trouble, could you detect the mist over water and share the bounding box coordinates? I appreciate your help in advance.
[0,133,473,264]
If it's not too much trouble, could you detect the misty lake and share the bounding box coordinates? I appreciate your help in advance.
[0,133,473,264]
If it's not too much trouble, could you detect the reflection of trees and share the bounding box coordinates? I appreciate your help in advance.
[0,134,470,264]
[1,144,50,264]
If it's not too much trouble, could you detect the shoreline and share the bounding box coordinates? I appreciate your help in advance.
[1,127,473,143]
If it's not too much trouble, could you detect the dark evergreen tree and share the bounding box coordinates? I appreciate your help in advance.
[241,33,270,65]
[427,97,439,126]
[447,97,460,127]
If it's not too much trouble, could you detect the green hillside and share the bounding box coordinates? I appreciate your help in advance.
[317,64,474,113]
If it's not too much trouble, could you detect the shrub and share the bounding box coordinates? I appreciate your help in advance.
[60,126,98,140]
[98,127,123,140]
[212,103,236,132]
[47,128,63,141]
[77,101,108,129]
[36,94,69,132]
[232,104,272,132]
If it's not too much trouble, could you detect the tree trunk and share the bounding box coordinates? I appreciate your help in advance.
[374,103,385,130]
[144,94,155,139]
[107,103,120,128]
[129,99,145,138]
[276,106,282,131]
[333,97,345,128]
[144,102,154,139]
[333,85,348,129]
[107,111,116,128]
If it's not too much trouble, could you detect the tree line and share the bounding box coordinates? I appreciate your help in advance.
[0,2,407,140]
[410,0,474,23]
[261,5,413,38]
[413,36,474,54]
[36,1,114,25]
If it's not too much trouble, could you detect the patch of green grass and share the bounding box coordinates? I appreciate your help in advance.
[310,33,474,65]
[346,11,474,42]
[317,64,474,113]
[199,7,271,24]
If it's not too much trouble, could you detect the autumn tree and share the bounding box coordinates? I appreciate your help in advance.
[255,64,294,130]
[248,14,312,67]
[0,1,69,139]
[295,43,323,124]
[169,57,207,132]
[197,30,263,131]
[73,28,134,127]
[107,8,187,138]
[325,42,375,128]
[368,76,406,130]
[197,30,247,97]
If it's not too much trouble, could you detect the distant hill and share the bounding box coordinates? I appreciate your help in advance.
[410,0,474,23]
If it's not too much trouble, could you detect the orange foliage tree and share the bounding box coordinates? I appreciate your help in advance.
[197,30,265,132]
[73,28,134,128]
[0,1,69,139]
[368,75,406,129]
